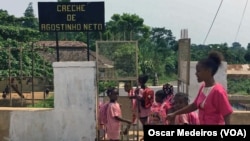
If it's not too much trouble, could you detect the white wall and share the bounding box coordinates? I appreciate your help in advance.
[9,62,97,141]
[187,61,227,103]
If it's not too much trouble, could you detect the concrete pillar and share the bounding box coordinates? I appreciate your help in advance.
[53,61,97,141]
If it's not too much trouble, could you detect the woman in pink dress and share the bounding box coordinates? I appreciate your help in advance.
[106,87,132,141]
[167,51,233,125]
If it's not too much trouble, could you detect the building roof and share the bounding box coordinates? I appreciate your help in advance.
[227,64,250,75]
[35,41,87,48]
[35,40,114,68]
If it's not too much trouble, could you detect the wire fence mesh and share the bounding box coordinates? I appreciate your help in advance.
[96,41,138,81]
[96,41,141,141]
[0,46,53,107]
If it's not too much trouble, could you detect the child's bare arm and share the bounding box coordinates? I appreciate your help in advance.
[114,116,132,124]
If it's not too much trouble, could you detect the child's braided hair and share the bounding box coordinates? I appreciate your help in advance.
[106,87,119,96]
[162,83,174,96]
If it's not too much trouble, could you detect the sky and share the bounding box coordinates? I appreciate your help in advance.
[1,0,250,47]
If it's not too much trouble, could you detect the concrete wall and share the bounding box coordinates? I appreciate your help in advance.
[231,111,250,124]
[0,61,97,141]
[0,61,250,141]
[188,61,227,102]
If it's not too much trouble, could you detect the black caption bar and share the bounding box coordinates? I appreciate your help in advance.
[144,125,250,140]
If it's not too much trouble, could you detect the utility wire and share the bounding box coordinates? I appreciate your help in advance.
[203,0,224,44]
[234,0,248,42]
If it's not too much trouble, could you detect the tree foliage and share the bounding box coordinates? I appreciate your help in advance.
[22,2,38,29]
[0,4,250,95]
[0,5,52,80]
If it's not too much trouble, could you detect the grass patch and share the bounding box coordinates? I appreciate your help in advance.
[27,95,54,108]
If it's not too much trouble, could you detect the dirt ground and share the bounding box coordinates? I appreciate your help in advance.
[0,92,53,107]
[99,130,144,141]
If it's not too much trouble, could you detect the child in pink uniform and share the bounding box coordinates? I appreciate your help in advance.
[172,92,199,125]
[129,74,153,141]
[167,51,233,125]
[162,83,174,104]
[147,90,171,125]
[98,99,109,139]
[162,83,175,114]
[106,87,132,141]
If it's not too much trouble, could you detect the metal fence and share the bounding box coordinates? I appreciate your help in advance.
[96,41,138,81]
[96,41,141,141]
[0,46,53,107]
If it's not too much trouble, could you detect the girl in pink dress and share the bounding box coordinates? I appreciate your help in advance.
[106,87,132,141]
[162,83,174,104]
[172,92,199,125]
[98,99,109,139]
[167,51,233,125]
[162,83,175,114]
[147,90,171,125]
[129,74,154,141]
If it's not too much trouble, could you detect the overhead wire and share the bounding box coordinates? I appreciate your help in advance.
[203,0,224,44]
[234,0,249,42]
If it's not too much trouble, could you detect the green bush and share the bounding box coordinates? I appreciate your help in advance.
[228,78,250,95]
[27,95,54,108]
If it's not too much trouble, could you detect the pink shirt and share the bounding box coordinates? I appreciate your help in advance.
[128,89,137,123]
[98,100,109,126]
[164,94,174,104]
[194,83,233,125]
[138,88,151,118]
[175,112,199,125]
[147,102,170,125]
[175,114,189,125]
[106,102,122,140]
[128,89,137,111]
